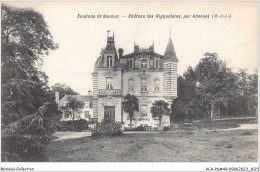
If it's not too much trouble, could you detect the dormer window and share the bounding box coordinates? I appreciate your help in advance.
[107,56,112,67]
[156,58,159,68]
[154,57,159,68]
[141,60,147,69]
[129,59,133,69]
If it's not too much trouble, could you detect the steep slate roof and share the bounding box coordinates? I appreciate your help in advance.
[105,39,116,51]
[164,38,179,63]
[120,53,134,59]
[154,53,164,58]
[58,95,93,108]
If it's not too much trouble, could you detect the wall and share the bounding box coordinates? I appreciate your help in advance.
[122,97,170,127]
[97,68,123,122]
[97,96,122,122]
[97,69,122,90]
[122,70,164,97]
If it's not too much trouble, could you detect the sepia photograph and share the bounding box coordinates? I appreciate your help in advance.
[1,1,259,171]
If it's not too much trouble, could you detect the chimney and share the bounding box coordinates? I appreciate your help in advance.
[118,48,123,58]
[55,91,59,103]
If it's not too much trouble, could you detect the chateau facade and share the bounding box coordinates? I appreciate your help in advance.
[92,31,178,128]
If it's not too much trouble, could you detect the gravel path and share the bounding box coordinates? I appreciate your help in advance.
[54,131,92,141]
[53,123,258,141]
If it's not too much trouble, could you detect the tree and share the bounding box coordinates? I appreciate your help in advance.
[195,53,236,118]
[122,93,139,129]
[1,4,58,161]
[51,83,78,100]
[150,100,170,127]
[226,69,258,117]
[60,96,84,131]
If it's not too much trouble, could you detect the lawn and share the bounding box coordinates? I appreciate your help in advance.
[47,128,258,162]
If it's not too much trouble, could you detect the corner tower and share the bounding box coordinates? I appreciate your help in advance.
[92,30,123,123]
[163,31,178,99]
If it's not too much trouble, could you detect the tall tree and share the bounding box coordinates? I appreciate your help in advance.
[122,93,139,129]
[60,96,84,131]
[195,53,236,118]
[1,4,58,161]
[150,100,170,127]
[227,69,258,117]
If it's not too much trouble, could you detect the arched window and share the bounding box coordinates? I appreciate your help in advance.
[106,77,113,89]
[140,105,148,116]
[128,79,134,91]
[154,79,160,91]
[141,78,147,91]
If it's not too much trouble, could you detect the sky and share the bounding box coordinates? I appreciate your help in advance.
[3,1,258,95]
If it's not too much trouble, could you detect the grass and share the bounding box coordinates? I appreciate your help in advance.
[241,131,253,136]
[47,129,258,162]
[174,118,257,131]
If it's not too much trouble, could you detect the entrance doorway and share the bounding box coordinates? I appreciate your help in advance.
[104,106,115,120]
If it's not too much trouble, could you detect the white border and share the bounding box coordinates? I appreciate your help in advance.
[0,1,259,172]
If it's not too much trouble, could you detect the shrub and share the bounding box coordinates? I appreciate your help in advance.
[57,119,88,132]
[163,126,170,131]
[136,126,146,131]
[124,126,146,131]
[2,135,51,162]
[91,119,123,137]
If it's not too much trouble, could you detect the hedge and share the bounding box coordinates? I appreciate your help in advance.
[57,119,88,132]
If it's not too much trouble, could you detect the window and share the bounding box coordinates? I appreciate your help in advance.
[141,78,147,91]
[128,79,134,91]
[156,58,159,68]
[65,102,69,107]
[154,79,160,91]
[106,77,113,90]
[150,60,154,67]
[89,103,93,108]
[85,111,90,118]
[141,60,147,69]
[85,102,89,108]
[135,58,138,67]
[129,59,133,68]
[140,105,148,116]
[107,56,112,67]
[64,110,71,118]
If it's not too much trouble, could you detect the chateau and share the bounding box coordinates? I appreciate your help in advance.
[92,31,178,128]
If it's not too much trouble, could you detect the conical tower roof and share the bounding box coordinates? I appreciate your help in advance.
[164,37,179,63]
